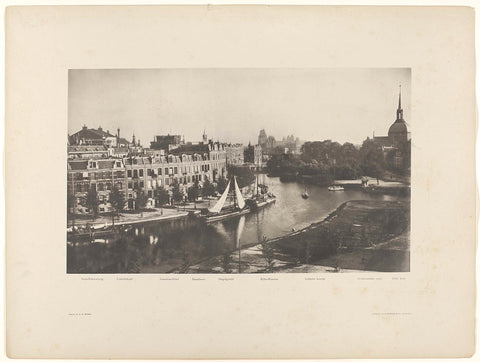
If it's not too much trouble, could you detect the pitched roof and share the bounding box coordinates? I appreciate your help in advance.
[171,144,210,154]
[97,160,116,169]
[68,160,88,170]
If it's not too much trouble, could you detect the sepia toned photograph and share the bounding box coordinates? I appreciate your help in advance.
[67,68,411,274]
[7,5,476,359]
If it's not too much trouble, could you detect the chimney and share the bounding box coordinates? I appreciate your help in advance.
[82,125,87,131]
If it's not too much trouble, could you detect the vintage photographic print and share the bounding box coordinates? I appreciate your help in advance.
[67,68,411,274]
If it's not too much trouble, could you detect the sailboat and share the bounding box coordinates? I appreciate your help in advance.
[201,176,250,223]
[246,174,276,210]
[328,158,344,191]
[301,186,309,199]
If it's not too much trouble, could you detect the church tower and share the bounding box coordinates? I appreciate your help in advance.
[388,85,408,147]
[396,85,404,120]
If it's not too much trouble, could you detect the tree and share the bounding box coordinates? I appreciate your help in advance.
[227,165,255,188]
[259,236,275,273]
[86,187,99,221]
[135,188,148,216]
[216,177,228,194]
[202,178,215,198]
[187,181,200,202]
[156,187,170,207]
[109,187,125,223]
[359,138,386,179]
[171,180,184,205]
[67,191,76,228]
[222,251,233,273]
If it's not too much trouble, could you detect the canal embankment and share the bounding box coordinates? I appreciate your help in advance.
[184,199,410,273]
[68,207,191,231]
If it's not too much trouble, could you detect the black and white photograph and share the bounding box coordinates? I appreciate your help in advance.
[67,68,411,274]
[7,4,478,359]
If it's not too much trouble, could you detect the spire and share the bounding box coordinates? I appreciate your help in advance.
[396,84,404,121]
[398,84,402,110]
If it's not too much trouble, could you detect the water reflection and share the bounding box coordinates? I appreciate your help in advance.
[67,175,405,273]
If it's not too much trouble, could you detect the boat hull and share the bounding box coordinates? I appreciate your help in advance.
[328,186,344,191]
[202,207,251,223]
[252,197,276,210]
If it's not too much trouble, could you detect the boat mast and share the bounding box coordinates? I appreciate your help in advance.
[233,177,237,209]
[333,158,336,184]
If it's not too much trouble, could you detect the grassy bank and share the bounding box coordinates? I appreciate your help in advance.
[186,199,410,273]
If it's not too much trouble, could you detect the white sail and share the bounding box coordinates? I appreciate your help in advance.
[234,177,246,209]
[208,180,231,213]
[236,215,245,249]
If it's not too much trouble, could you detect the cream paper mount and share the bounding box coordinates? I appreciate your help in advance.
[5,5,476,359]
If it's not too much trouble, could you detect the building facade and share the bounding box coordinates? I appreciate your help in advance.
[67,142,227,213]
[225,143,245,166]
[244,142,263,170]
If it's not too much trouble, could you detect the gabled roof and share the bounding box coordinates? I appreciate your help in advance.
[68,160,88,171]
[171,144,210,154]
[97,160,116,169]
[71,127,116,140]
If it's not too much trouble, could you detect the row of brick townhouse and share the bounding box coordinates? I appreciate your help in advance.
[67,145,227,213]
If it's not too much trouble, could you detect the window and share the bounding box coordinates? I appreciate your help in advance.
[133,170,138,178]
[148,190,153,198]
[106,183,111,191]
[165,178,170,186]
[116,161,121,168]
[174,167,178,175]
[139,169,144,177]
[165,168,168,175]
[117,182,123,190]
[158,168,162,175]
[147,169,152,176]
[140,181,144,188]
[127,170,132,177]
[128,182,133,189]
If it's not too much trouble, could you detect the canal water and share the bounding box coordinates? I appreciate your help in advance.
[67,175,405,273]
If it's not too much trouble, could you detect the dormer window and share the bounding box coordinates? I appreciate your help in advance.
[89,161,98,169]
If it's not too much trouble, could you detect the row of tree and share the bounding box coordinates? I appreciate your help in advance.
[67,176,234,222]
[266,138,411,183]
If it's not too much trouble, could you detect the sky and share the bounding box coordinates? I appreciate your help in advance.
[68,68,410,146]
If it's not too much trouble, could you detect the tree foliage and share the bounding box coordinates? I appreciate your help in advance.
[171,180,184,204]
[202,178,215,198]
[187,180,200,202]
[109,187,125,216]
[216,177,228,194]
[86,187,99,220]
[135,188,148,211]
[156,186,170,207]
